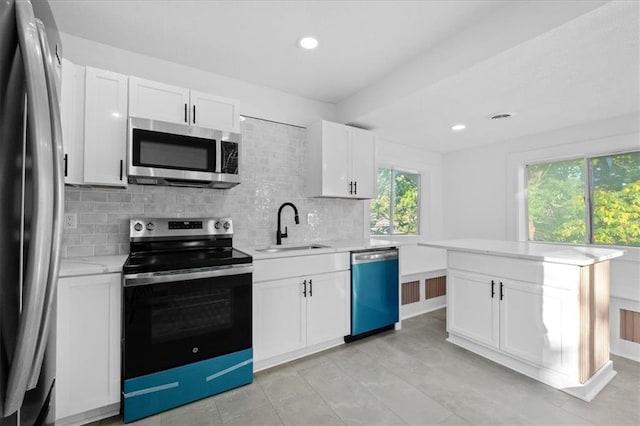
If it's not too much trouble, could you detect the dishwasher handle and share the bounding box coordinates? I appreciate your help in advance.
[351,249,398,264]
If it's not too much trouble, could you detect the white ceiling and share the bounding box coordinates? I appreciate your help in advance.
[48,0,639,153]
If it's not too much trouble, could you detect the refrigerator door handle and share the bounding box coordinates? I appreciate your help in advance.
[3,0,55,417]
[26,19,65,390]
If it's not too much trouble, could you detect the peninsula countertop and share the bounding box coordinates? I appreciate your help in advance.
[418,238,624,266]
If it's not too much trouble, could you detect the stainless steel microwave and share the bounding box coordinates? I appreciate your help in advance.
[127,117,241,188]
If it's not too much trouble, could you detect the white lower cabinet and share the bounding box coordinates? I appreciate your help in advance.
[448,269,575,374]
[446,251,613,401]
[253,253,351,370]
[499,280,575,374]
[253,276,307,360]
[254,271,349,364]
[306,272,350,346]
[447,270,498,348]
[55,273,121,423]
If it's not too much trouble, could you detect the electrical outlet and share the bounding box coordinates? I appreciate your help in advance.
[64,213,77,229]
[307,213,318,226]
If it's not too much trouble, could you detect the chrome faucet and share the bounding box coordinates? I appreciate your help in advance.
[276,202,299,245]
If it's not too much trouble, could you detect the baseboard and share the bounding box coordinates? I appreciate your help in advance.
[55,402,119,426]
[401,297,447,320]
[253,338,344,372]
[447,334,616,402]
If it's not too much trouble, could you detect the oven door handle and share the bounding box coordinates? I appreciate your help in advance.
[123,264,254,287]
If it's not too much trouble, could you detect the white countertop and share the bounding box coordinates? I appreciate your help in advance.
[59,255,127,277]
[239,239,400,260]
[419,239,624,266]
[59,240,400,277]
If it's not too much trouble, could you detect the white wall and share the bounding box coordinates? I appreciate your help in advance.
[60,33,336,127]
[443,113,640,360]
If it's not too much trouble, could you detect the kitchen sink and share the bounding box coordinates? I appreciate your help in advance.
[255,244,329,253]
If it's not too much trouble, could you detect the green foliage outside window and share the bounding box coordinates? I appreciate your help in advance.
[527,151,640,247]
[527,159,586,243]
[591,152,640,246]
[371,168,420,235]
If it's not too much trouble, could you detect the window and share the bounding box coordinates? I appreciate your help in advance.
[370,167,420,235]
[527,151,640,247]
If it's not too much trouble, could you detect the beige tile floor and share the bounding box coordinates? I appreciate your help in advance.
[99,309,640,425]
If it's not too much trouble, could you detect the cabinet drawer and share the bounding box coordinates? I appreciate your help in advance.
[448,251,580,289]
[254,252,349,282]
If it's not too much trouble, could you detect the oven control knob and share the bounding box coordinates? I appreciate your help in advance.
[214,221,222,230]
[134,222,143,232]
[146,222,155,231]
[223,221,231,230]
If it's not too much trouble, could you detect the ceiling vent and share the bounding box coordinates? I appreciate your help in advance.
[489,112,514,120]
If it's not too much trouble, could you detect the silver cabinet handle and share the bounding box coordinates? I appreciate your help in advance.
[4,0,55,416]
[27,19,66,390]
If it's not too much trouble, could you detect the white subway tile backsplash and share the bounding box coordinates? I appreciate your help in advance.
[79,213,107,224]
[62,117,364,257]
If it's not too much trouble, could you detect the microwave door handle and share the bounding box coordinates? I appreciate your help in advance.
[216,136,222,173]
[26,19,66,390]
[4,1,55,416]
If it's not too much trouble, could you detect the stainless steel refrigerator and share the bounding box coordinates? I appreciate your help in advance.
[0,0,64,424]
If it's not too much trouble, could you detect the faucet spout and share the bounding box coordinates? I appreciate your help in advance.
[276,202,300,245]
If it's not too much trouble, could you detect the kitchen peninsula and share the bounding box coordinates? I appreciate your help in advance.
[419,239,624,402]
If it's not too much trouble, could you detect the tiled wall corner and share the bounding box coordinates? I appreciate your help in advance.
[62,117,365,257]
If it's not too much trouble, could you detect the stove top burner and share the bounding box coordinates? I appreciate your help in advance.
[123,217,251,275]
[123,248,251,275]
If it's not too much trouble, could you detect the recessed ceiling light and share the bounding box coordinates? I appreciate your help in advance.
[298,36,319,50]
[451,123,466,131]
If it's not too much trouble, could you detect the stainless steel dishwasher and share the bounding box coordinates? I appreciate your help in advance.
[345,248,399,342]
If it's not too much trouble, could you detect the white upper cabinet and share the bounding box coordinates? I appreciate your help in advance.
[60,61,127,187]
[60,59,84,185]
[305,120,376,199]
[83,67,128,187]
[190,90,240,132]
[348,126,376,199]
[129,77,240,132]
[128,77,190,124]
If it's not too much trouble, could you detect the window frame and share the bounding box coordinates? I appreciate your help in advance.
[370,165,421,236]
[524,149,639,247]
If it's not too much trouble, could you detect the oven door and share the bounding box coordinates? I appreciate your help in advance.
[122,265,252,380]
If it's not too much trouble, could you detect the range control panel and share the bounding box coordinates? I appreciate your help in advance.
[168,220,203,230]
[129,218,233,239]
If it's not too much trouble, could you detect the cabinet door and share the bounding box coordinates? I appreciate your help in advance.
[83,67,127,186]
[321,121,351,197]
[56,273,121,420]
[349,128,376,199]
[253,277,306,361]
[128,76,190,124]
[447,269,498,348]
[499,280,576,374]
[59,59,84,185]
[190,90,240,132]
[306,271,350,346]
